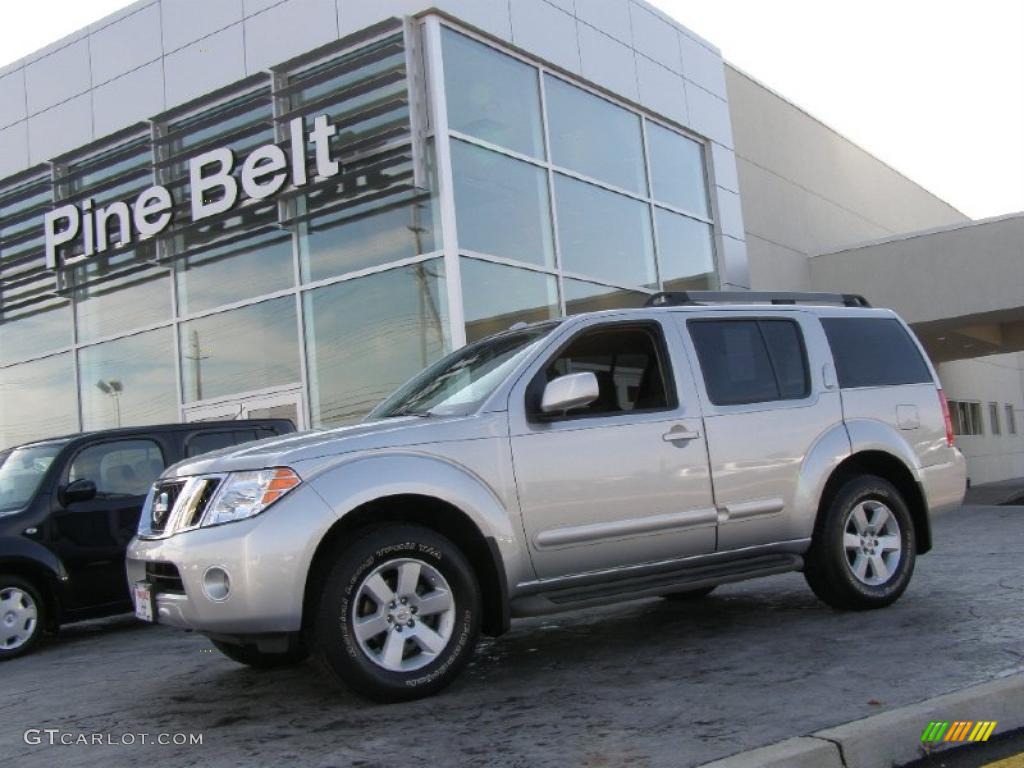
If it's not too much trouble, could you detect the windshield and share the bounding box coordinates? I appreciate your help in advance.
[0,442,66,514]
[371,323,560,418]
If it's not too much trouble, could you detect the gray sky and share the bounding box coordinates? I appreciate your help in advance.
[2,0,1022,220]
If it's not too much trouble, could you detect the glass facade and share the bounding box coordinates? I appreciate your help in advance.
[0,18,721,449]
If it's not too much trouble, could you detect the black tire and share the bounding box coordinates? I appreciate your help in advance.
[0,575,46,661]
[804,475,916,610]
[211,638,308,669]
[663,585,717,601]
[312,524,481,703]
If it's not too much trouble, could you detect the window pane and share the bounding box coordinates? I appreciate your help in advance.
[555,175,656,287]
[177,228,294,316]
[822,318,932,389]
[656,209,717,291]
[300,196,437,283]
[69,440,165,497]
[760,320,810,400]
[78,328,178,431]
[180,297,300,403]
[75,268,172,343]
[460,258,559,343]
[545,75,647,194]
[564,280,648,316]
[0,354,78,449]
[689,320,778,405]
[544,326,671,416]
[452,140,554,268]
[443,28,544,159]
[1006,405,1017,435]
[990,402,1001,435]
[304,260,449,426]
[186,430,262,458]
[647,122,709,216]
[0,302,71,366]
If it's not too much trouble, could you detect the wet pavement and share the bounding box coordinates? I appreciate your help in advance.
[3,503,1023,768]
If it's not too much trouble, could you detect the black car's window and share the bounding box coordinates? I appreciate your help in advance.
[688,318,810,406]
[68,440,165,497]
[542,325,673,418]
[185,430,262,458]
[821,317,932,388]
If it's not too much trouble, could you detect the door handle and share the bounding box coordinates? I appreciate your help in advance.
[663,426,701,442]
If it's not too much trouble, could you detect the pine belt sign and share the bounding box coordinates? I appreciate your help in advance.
[43,114,343,270]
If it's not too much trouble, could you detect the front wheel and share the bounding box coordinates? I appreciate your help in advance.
[0,576,45,661]
[312,524,481,703]
[804,475,916,610]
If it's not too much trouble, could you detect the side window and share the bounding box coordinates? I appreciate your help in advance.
[688,318,810,406]
[68,440,166,498]
[821,317,932,388]
[541,324,673,417]
[185,430,260,458]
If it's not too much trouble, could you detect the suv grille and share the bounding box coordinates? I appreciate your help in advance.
[140,475,226,538]
[149,480,186,534]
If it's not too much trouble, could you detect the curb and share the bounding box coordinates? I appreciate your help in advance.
[697,673,1024,768]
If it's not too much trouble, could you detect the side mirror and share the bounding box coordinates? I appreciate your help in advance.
[541,372,600,416]
[59,478,97,506]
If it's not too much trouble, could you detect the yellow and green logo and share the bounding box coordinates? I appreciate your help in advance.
[920,721,997,743]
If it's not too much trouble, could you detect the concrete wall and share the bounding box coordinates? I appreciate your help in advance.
[725,65,967,291]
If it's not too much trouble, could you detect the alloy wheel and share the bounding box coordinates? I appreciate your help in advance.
[843,500,902,586]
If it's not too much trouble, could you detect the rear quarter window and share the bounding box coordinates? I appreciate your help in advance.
[821,317,932,388]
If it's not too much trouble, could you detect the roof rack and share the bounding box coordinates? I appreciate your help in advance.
[644,291,871,309]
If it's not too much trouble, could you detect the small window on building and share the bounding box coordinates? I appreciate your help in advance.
[821,317,932,388]
[990,402,1001,435]
[1006,404,1018,435]
[948,400,984,436]
[688,318,810,406]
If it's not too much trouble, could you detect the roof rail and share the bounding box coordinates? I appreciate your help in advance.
[644,291,871,309]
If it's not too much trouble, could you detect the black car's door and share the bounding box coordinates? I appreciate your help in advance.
[47,438,167,610]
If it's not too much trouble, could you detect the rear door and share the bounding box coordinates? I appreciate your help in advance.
[679,311,845,551]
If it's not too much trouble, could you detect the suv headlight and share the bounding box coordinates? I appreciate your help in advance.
[201,468,301,527]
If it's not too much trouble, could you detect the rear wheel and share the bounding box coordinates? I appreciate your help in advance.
[211,639,308,669]
[0,576,45,661]
[804,475,916,610]
[663,585,716,601]
[312,524,481,703]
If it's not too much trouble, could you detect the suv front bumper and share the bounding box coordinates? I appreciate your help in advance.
[125,483,334,635]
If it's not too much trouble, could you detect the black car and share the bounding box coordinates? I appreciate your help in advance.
[0,419,295,659]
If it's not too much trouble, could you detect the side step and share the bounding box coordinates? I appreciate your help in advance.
[510,553,803,617]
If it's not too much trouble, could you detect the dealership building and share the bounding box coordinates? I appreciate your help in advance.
[1,0,1022,484]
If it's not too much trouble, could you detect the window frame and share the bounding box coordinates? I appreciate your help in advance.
[63,437,167,500]
[686,316,812,407]
[526,320,679,423]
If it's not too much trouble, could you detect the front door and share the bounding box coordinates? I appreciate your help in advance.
[183,389,306,430]
[509,319,716,581]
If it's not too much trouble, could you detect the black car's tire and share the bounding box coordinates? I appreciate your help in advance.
[0,575,45,661]
[804,475,916,610]
[312,524,481,703]
[211,639,308,669]
[663,586,717,601]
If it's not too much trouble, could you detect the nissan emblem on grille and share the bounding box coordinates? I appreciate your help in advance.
[152,492,170,527]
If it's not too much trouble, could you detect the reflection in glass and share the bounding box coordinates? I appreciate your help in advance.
[554,175,656,288]
[564,279,649,316]
[647,122,709,217]
[304,260,449,427]
[655,209,717,291]
[177,228,294,316]
[0,302,71,366]
[443,29,544,159]
[545,75,647,194]
[452,140,554,268]
[75,268,172,343]
[78,328,178,431]
[0,353,78,449]
[460,258,559,343]
[180,297,300,403]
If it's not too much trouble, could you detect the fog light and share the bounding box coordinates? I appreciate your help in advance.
[202,567,231,602]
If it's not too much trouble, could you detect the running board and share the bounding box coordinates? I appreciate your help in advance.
[510,553,803,617]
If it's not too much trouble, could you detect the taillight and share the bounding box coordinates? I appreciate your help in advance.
[938,389,955,447]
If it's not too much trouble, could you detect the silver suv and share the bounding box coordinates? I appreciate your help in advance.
[127,292,966,701]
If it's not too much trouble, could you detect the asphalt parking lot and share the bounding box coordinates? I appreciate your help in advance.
[3,503,1023,768]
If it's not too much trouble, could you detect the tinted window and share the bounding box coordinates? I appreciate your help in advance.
[185,430,261,458]
[542,325,673,417]
[822,317,932,388]
[68,440,165,497]
[689,319,810,406]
